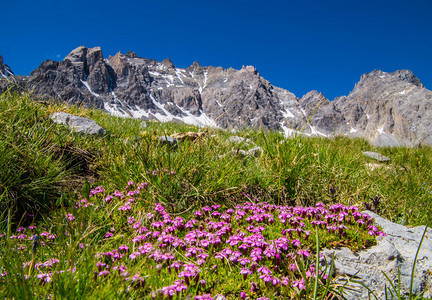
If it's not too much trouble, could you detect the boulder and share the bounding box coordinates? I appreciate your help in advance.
[323,211,432,299]
[51,112,105,135]
[362,151,390,162]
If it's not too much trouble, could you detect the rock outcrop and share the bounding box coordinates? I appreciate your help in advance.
[1,47,431,146]
[324,211,432,299]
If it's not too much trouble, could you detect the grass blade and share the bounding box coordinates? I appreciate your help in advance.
[409,225,429,299]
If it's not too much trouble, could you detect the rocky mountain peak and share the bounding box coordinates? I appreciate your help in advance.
[187,61,204,73]
[356,69,424,91]
[65,46,88,63]
[125,51,138,58]
[109,52,129,78]
[0,54,14,78]
[86,47,104,68]
[394,69,424,88]
[162,58,175,69]
[240,65,258,75]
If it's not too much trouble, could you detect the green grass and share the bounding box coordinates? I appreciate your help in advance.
[0,91,431,299]
[1,90,431,226]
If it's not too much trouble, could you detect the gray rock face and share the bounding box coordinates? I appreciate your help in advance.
[2,46,432,146]
[323,211,432,299]
[333,70,432,146]
[51,112,106,135]
[371,132,410,148]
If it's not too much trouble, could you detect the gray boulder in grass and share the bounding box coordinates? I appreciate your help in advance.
[51,112,105,136]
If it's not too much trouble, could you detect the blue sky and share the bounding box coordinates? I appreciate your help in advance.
[1,0,431,100]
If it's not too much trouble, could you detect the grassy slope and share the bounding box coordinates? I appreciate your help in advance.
[1,91,431,227]
[0,91,431,298]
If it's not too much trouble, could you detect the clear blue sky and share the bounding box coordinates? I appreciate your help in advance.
[1,0,431,100]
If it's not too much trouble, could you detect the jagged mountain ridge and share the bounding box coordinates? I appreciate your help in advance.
[1,46,431,146]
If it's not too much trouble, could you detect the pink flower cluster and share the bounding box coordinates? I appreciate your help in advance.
[89,184,382,298]
[1,181,383,299]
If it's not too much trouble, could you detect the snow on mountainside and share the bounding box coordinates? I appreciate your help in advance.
[0,46,431,147]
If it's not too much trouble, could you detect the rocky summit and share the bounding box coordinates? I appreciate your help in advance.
[1,46,431,146]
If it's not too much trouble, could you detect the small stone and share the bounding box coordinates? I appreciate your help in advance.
[362,151,390,162]
[158,136,178,150]
[364,163,392,171]
[247,146,263,157]
[227,136,253,144]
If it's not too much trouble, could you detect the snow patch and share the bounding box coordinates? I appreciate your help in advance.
[175,69,185,84]
[282,109,294,119]
[280,122,327,138]
[400,90,406,95]
[161,74,175,87]
[176,106,218,128]
[130,105,150,119]
[103,93,129,117]
[307,125,328,137]
[198,70,208,94]
[148,93,218,128]
[149,71,161,77]
[280,124,298,137]
[300,108,307,117]
[377,127,385,134]
[366,114,370,119]
[81,80,100,97]
[350,127,358,133]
